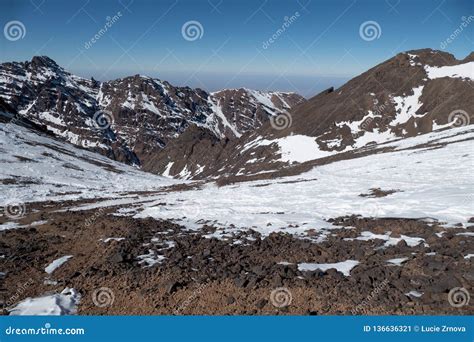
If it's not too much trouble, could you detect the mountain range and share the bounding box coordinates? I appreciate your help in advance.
[1,49,473,180]
[1,49,473,316]
[0,55,303,176]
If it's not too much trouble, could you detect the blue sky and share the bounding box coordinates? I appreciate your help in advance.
[0,0,472,97]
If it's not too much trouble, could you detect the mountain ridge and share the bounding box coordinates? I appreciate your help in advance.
[195,48,473,183]
[0,55,304,174]
[1,49,472,181]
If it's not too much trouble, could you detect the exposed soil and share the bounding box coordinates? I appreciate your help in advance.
[359,188,400,198]
[0,199,472,315]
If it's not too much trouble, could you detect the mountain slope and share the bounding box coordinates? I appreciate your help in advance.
[0,56,304,176]
[0,121,178,204]
[1,49,472,182]
[2,120,472,316]
[199,49,474,181]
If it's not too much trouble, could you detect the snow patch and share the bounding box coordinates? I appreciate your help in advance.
[298,260,359,276]
[45,255,73,274]
[425,62,474,81]
[8,288,80,315]
[391,85,426,126]
[386,257,408,266]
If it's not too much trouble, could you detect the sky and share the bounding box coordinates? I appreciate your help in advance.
[0,0,473,97]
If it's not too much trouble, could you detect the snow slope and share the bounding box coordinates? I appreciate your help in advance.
[0,123,179,205]
[1,122,473,242]
[133,126,473,237]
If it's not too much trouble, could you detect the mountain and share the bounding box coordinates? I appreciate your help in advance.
[197,49,474,182]
[1,108,472,316]
[1,51,473,316]
[0,56,304,175]
[1,49,472,182]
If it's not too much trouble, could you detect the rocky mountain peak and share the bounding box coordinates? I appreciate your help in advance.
[0,56,305,177]
[462,51,474,63]
[30,55,60,69]
[198,48,473,182]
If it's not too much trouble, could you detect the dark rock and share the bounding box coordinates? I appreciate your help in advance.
[256,299,267,309]
[247,275,260,289]
[462,272,474,282]
[109,252,124,263]
[251,265,265,276]
[166,281,181,294]
[429,277,460,292]
[234,277,248,288]
[396,240,408,248]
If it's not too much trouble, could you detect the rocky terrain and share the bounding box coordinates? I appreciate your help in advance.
[1,202,472,315]
[0,118,472,315]
[0,56,304,175]
[0,48,472,316]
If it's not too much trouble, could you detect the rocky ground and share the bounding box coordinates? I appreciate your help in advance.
[0,197,472,315]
